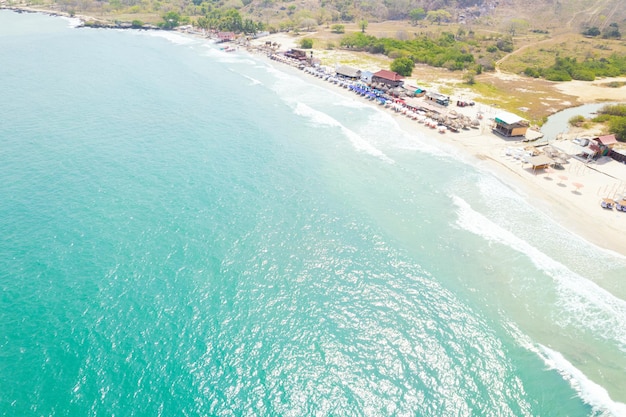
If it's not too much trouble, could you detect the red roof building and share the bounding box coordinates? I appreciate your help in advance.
[595,134,618,147]
[372,70,404,88]
[216,32,236,43]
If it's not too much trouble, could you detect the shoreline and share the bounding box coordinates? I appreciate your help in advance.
[243,38,626,258]
[5,7,626,256]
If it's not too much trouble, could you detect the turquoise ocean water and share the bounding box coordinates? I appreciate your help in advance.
[1,11,625,416]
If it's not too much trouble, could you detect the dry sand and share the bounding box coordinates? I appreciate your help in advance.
[248,34,626,256]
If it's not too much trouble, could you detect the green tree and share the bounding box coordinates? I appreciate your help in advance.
[507,18,528,36]
[582,26,601,37]
[242,18,257,34]
[299,38,313,48]
[390,56,414,76]
[300,18,317,31]
[359,19,368,33]
[496,36,514,52]
[222,9,243,32]
[426,9,451,25]
[161,12,181,29]
[131,19,143,28]
[197,16,210,30]
[409,8,426,25]
[463,70,476,85]
[602,23,621,39]
[331,24,345,33]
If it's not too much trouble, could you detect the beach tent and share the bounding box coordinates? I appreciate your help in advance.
[527,154,554,173]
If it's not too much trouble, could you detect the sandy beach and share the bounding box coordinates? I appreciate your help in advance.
[248,33,626,258]
[3,7,624,256]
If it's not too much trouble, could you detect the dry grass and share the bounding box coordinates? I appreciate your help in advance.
[499,33,626,74]
[306,20,625,124]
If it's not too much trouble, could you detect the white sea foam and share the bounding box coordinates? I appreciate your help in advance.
[62,16,82,28]
[293,102,394,164]
[539,345,626,417]
[453,196,626,352]
[506,324,626,417]
[473,174,626,264]
[242,74,262,86]
[262,62,457,162]
[146,31,197,45]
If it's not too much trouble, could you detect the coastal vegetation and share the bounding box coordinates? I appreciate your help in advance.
[524,55,626,82]
[8,0,625,83]
[593,104,626,141]
[568,105,626,142]
[339,32,477,71]
[5,0,626,126]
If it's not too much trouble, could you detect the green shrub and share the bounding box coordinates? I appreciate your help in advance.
[299,38,313,48]
[592,114,612,123]
[608,117,626,141]
[544,69,572,81]
[570,69,595,81]
[568,115,585,126]
[331,24,345,34]
[599,104,626,117]
[524,67,541,78]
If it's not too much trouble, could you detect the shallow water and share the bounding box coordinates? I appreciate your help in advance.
[1,10,625,416]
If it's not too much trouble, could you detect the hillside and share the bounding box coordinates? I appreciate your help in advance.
[4,0,625,123]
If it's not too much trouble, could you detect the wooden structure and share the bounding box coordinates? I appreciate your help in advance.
[425,92,450,106]
[284,48,308,61]
[371,70,404,88]
[526,154,554,173]
[405,84,427,97]
[595,134,618,148]
[493,111,529,138]
[609,148,626,163]
[335,65,361,80]
[216,32,236,42]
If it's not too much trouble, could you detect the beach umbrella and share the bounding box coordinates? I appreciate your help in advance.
[543,166,554,180]
[557,175,568,186]
[572,182,584,193]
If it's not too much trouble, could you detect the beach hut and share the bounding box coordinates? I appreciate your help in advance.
[526,154,554,173]
[405,84,427,97]
[284,48,308,61]
[216,32,236,43]
[493,111,529,138]
[360,71,373,84]
[335,65,361,81]
[595,134,618,147]
[425,92,450,106]
[371,70,404,88]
